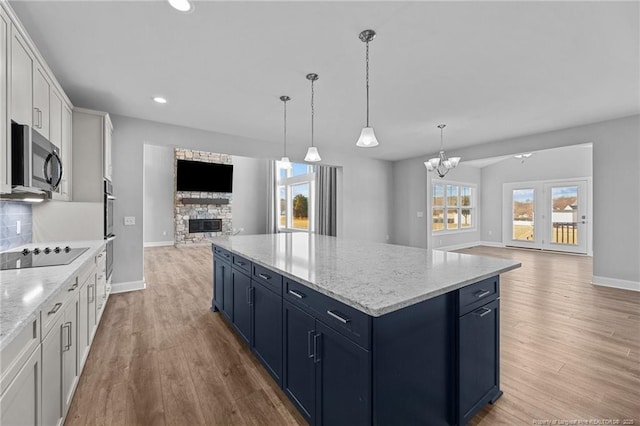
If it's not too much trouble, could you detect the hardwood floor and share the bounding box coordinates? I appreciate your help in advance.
[65,245,640,425]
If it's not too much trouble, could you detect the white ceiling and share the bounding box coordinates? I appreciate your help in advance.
[10,1,640,161]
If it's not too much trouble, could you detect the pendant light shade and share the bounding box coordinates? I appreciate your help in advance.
[279,95,292,168]
[305,73,321,162]
[424,124,461,178]
[304,147,321,162]
[356,29,379,148]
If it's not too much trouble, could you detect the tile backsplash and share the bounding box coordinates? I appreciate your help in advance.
[0,201,33,251]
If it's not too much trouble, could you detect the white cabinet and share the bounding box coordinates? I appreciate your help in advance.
[41,310,64,426]
[33,64,50,139]
[61,296,78,414]
[0,7,9,194]
[104,116,113,181]
[60,104,72,200]
[10,23,32,126]
[49,88,62,147]
[73,108,113,202]
[0,346,41,426]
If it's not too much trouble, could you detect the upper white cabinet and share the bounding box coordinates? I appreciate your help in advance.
[73,108,113,202]
[1,1,73,197]
[33,63,50,138]
[9,23,32,127]
[0,7,9,193]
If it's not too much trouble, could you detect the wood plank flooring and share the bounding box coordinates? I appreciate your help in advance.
[65,245,640,425]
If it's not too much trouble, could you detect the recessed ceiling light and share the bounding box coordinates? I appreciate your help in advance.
[153,96,168,104]
[168,0,192,13]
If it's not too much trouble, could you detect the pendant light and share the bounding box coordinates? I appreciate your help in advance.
[424,124,461,178]
[304,73,321,162]
[279,95,292,168]
[356,29,379,148]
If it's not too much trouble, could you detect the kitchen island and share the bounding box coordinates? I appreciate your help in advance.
[211,234,521,426]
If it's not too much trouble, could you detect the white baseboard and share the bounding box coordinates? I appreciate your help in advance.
[110,279,146,294]
[143,241,174,248]
[592,275,640,292]
[438,241,481,252]
[478,241,506,248]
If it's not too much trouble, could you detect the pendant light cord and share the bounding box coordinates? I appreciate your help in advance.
[366,40,370,127]
[311,79,315,147]
[283,99,287,156]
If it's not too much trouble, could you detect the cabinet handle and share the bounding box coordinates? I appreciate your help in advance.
[258,273,271,280]
[48,302,62,315]
[236,261,246,266]
[39,109,43,128]
[307,330,315,359]
[223,253,230,259]
[89,284,95,303]
[313,333,322,364]
[474,289,491,299]
[327,310,350,324]
[473,307,492,317]
[246,286,252,305]
[68,282,78,292]
[66,321,72,349]
[288,289,305,299]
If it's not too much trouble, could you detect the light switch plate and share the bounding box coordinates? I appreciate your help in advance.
[416,211,424,218]
[124,216,136,226]
[16,220,21,234]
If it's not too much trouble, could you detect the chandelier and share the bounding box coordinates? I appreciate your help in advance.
[424,124,460,178]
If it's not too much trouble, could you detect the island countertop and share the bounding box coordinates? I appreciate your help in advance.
[211,234,521,317]
[0,240,106,351]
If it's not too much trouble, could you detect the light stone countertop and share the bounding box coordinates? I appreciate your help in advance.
[0,240,106,351]
[211,234,521,317]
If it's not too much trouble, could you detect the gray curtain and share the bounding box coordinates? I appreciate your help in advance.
[315,165,337,236]
[266,161,278,233]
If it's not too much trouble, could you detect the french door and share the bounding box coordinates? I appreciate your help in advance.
[503,180,588,254]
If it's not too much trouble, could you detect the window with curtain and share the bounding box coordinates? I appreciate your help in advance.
[432,181,476,234]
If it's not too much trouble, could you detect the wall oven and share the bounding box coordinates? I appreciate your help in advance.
[11,122,63,194]
[104,179,115,281]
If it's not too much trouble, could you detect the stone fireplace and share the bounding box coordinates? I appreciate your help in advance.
[174,149,233,245]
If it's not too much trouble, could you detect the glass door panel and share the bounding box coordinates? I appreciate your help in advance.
[512,189,535,242]
[545,181,587,253]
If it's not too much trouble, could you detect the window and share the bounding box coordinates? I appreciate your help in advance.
[277,161,315,232]
[432,181,476,233]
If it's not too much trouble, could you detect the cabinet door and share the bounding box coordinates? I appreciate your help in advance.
[0,346,41,426]
[10,25,33,126]
[87,273,97,342]
[251,281,282,385]
[222,262,233,320]
[0,9,9,193]
[42,315,64,426]
[213,257,225,311]
[316,322,371,426]
[283,301,316,424]
[78,282,90,368]
[231,269,251,344]
[60,104,72,199]
[49,88,62,147]
[33,65,50,138]
[62,297,78,413]
[104,116,113,180]
[458,299,500,425]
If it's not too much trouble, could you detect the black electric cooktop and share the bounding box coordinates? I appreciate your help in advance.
[0,247,89,271]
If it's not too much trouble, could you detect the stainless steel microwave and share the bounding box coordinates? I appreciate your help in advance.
[11,122,63,194]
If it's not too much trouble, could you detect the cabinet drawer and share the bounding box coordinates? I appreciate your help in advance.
[284,279,370,349]
[253,264,282,295]
[459,276,499,316]
[233,254,252,275]
[41,278,78,339]
[212,245,232,262]
[0,315,40,396]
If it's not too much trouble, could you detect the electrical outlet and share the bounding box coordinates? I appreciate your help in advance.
[162,231,167,236]
[124,216,136,226]
[416,211,424,218]
[488,230,492,236]
[16,220,21,234]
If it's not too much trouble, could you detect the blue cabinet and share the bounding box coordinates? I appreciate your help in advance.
[283,301,316,424]
[232,268,252,344]
[252,280,283,385]
[283,300,371,426]
[212,253,232,321]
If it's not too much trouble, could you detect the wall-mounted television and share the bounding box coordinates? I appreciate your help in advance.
[176,159,233,193]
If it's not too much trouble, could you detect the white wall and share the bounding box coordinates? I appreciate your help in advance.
[481,144,592,245]
[143,144,174,245]
[111,114,393,286]
[391,115,639,285]
[231,155,269,235]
